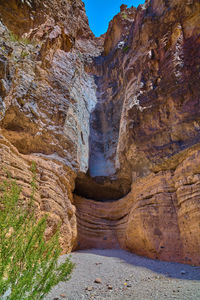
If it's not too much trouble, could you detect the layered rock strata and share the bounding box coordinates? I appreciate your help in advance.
[76,0,200,265]
[76,149,200,265]
[0,0,102,252]
[0,0,200,265]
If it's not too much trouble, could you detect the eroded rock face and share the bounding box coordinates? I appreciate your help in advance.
[0,133,77,252]
[0,0,103,252]
[0,0,200,265]
[76,149,200,265]
[75,0,200,265]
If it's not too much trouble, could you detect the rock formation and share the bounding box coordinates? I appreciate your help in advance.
[0,0,200,265]
[0,0,101,252]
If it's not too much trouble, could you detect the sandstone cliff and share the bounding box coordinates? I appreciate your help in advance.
[0,0,200,265]
[0,0,102,252]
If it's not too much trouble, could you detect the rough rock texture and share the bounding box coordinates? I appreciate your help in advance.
[76,149,200,265]
[0,0,200,265]
[75,0,200,266]
[0,0,103,252]
[75,5,137,200]
[0,133,77,252]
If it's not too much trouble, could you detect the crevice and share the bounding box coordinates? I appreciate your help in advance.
[74,172,131,201]
[74,55,132,201]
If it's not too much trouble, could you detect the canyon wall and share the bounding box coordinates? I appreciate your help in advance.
[0,0,200,265]
[0,0,102,252]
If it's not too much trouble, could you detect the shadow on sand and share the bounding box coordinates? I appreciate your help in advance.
[74,248,200,281]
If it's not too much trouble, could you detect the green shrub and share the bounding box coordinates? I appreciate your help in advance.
[123,45,130,53]
[21,50,29,58]
[9,31,32,45]
[0,165,74,300]
[121,12,128,20]
[9,32,19,43]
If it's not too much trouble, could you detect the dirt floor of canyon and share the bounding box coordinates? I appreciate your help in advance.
[45,249,200,300]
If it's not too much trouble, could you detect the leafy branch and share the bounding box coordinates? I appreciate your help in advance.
[0,163,74,299]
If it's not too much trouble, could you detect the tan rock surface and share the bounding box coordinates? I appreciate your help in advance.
[75,150,200,265]
[74,0,200,266]
[0,132,77,252]
[0,0,200,266]
[0,0,102,252]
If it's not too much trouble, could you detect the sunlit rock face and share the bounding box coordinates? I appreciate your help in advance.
[0,0,200,265]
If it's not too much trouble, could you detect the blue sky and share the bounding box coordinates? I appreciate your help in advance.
[82,0,145,37]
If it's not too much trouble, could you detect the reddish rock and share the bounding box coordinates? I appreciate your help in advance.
[75,0,200,266]
[94,278,102,284]
[0,0,200,267]
[0,0,102,253]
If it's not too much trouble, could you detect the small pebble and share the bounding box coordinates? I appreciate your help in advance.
[60,295,66,298]
[108,285,113,290]
[181,270,186,275]
[94,278,102,284]
[86,286,93,291]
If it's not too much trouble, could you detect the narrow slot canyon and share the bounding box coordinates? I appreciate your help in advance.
[72,0,200,263]
[0,0,200,270]
[73,64,132,249]
[74,64,131,202]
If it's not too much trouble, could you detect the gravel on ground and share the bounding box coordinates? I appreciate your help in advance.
[44,249,200,300]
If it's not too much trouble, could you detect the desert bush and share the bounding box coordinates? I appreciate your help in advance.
[0,165,74,300]
[9,31,32,45]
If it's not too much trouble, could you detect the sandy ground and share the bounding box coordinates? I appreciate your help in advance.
[45,249,200,300]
